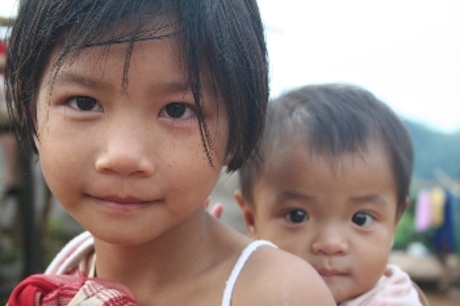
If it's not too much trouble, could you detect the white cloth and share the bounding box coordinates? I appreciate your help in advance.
[45,231,94,276]
[339,264,423,306]
[0,74,9,124]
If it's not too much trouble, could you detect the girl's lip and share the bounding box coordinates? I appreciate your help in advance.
[97,195,149,204]
[91,195,155,207]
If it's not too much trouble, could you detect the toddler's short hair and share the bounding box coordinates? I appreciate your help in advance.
[240,84,414,211]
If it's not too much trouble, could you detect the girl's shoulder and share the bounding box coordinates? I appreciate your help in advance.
[230,242,335,306]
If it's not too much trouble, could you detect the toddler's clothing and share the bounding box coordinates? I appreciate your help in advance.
[339,264,423,306]
[8,231,276,306]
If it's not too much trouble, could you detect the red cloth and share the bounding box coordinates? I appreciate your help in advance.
[0,40,6,55]
[7,274,137,306]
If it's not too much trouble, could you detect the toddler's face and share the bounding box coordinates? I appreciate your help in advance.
[239,142,401,303]
[35,34,228,246]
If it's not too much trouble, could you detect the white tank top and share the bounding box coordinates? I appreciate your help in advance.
[46,232,277,305]
[221,240,277,306]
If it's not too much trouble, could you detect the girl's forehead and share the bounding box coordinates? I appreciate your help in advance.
[44,14,181,71]
[41,36,219,105]
[44,37,183,84]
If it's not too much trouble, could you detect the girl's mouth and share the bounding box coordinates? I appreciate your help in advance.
[91,195,157,211]
[99,195,149,204]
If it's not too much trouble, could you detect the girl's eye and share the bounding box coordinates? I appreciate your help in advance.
[284,209,309,224]
[161,103,195,120]
[68,96,102,112]
[352,212,375,228]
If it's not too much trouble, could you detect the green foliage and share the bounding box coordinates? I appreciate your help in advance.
[395,193,460,255]
[394,212,416,250]
[404,120,460,180]
[0,248,19,264]
[44,217,83,268]
[399,120,460,254]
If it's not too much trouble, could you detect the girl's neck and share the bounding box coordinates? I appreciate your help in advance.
[94,207,209,278]
[92,208,247,304]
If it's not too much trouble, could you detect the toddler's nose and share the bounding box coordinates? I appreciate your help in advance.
[311,227,349,256]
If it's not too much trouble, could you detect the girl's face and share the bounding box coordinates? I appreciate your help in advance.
[240,142,401,303]
[35,36,228,246]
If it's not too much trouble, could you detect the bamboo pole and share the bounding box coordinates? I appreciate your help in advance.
[2,0,43,277]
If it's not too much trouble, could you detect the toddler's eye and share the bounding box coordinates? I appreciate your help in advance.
[68,96,102,112]
[284,209,308,224]
[161,103,195,119]
[352,212,375,228]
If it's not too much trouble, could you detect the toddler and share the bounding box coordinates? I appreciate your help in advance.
[234,84,428,305]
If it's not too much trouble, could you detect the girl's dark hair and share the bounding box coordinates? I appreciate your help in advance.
[240,84,414,210]
[5,0,268,172]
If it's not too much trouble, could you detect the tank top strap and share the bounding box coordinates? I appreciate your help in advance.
[221,240,277,306]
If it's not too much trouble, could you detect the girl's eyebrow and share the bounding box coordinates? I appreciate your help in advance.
[53,71,214,97]
[53,72,110,90]
[54,72,190,92]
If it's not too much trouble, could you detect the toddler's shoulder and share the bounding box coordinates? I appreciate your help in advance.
[234,245,335,306]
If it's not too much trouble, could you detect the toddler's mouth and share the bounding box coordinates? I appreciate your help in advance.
[317,268,347,278]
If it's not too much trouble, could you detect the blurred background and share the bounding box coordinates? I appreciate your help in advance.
[1,0,459,305]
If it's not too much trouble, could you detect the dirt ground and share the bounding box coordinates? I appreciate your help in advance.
[424,288,460,306]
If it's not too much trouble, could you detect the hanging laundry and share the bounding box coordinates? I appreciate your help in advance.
[414,188,432,232]
[432,190,457,254]
[431,187,446,228]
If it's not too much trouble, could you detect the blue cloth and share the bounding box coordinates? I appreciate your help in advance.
[432,190,457,253]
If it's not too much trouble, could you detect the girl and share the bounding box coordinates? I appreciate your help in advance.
[5,1,334,305]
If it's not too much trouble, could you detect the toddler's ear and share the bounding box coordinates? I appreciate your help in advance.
[234,189,257,238]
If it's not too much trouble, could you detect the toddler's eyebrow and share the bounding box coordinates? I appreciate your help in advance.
[349,193,388,206]
[275,191,389,207]
[276,190,314,203]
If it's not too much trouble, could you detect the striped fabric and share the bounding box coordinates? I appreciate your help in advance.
[7,231,138,305]
[7,274,137,306]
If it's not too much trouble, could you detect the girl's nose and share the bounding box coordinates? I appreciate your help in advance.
[95,126,155,177]
[311,228,349,256]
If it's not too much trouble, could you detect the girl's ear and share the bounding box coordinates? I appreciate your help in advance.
[234,189,257,238]
[223,153,233,166]
[395,196,411,225]
[32,102,40,152]
[33,134,40,153]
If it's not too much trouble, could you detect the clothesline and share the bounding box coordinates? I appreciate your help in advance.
[433,167,460,198]
[414,186,457,254]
